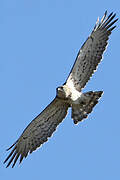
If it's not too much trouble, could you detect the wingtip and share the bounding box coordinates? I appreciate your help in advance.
[104,10,107,16]
[3,159,7,164]
[12,164,15,168]
[6,164,9,168]
[5,161,11,168]
[6,141,17,151]
[3,159,10,168]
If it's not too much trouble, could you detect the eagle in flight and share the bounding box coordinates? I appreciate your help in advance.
[4,11,118,168]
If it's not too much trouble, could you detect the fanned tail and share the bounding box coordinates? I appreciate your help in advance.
[72,91,103,124]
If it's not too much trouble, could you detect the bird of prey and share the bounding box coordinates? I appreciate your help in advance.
[4,11,118,168]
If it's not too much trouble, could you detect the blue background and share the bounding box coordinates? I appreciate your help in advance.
[1,0,120,179]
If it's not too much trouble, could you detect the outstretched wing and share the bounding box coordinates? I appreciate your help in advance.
[66,11,118,91]
[4,98,69,168]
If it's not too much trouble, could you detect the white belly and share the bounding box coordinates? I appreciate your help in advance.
[70,88,83,103]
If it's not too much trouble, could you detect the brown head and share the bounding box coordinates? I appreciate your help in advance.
[56,85,71,99]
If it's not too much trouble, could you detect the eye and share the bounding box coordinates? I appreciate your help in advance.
[56,87,60,91]
[57,86,63,90]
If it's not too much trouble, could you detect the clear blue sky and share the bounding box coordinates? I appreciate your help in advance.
[0,0,119,179]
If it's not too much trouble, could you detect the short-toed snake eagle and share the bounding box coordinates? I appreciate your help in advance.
[4,11,118,168]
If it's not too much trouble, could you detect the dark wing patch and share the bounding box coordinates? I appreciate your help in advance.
[4,98,69,168]
[66,11,118,91]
